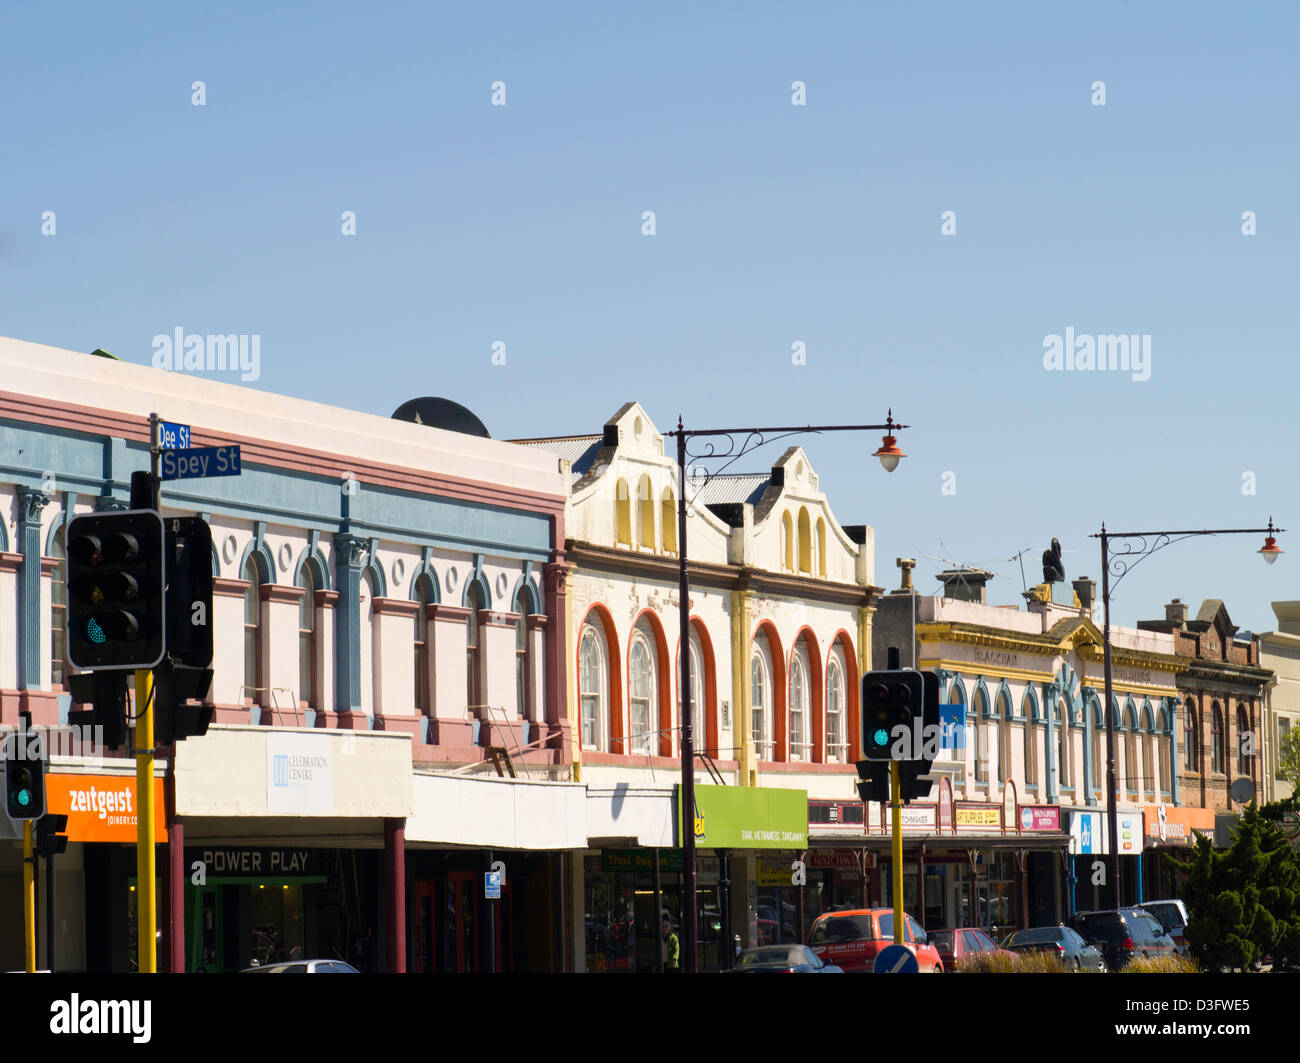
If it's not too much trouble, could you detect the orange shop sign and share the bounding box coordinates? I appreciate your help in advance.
[46,773,166,843]
[1143,804,1215,846]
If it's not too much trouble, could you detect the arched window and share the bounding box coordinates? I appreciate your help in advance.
[50,525,67,688]
[297,563,317,707]
[629,627,655,756]
[751,639,772,760]
[637,476,655,550]
[789,652,808,760]
[816,518,827,578]
[1023,691,1038,787]
[242,554,263,700]
[413,576,431,712]
[661,489,677,554]
[1142,711,1155,800]
[466,581,484,710]
[973,689,989,784]
[1124,706,1138,795]
[675,633,705,755]
[1056,700,1070,788]
[1090,701,1103,790]
[1211,703,1225,774]
[514,588,530,718]
[797,508,812,574]
[1159,706,1172,794]
[1236,706,1252,775]
[996,691,1011,785]
[1184,702,1199,773]
[781,512,794,571]
[826,656,845,763]
[948,682,966,754]
[579,624,606,751]
[615,480,631,546]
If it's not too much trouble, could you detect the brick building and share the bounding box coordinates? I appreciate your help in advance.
[1137,598,1272,812]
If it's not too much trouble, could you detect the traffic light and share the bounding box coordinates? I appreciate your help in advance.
[67,671,130,751]
[164,517,213,669]
[860,668,925,760]
[154,661,214,743]
[35,814,69,857]
[65,509,166,670]
[4,731,46,820]
[898,670,942,802]
[855,759,890,804]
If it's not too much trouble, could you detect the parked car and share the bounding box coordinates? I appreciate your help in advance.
[731,945,843,973]
[241,959,359,973]
[1069,908,1175,970]
[807,908,944,973]
[1002,925,1106,971]
[1139,899,1189,956]
[928,927,1016,970]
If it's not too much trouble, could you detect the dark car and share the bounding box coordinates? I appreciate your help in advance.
[1070,908,1175,970]
[928,927,1016,970]
[1002,925,1106,971]
[732,945,843,973]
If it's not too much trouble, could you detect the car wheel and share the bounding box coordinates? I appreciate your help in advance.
[1074,957,1082,972]
[1098,960,1106,973]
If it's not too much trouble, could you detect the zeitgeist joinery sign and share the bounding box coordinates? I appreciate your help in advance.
[680,785,808,849]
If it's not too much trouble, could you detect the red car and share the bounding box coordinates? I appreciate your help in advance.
[807,909,945,973]
[927,927,1016,970]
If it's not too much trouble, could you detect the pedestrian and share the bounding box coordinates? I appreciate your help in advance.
[661,913,680,971]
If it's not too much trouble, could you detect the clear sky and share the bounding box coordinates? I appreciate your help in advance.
[3,1,1297,633]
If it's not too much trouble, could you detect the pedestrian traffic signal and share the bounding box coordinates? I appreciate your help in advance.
[860,668,924,760]
[855,759,890,804]
[164,516,213,669]
[4,731,46,820]
[35,813,69,857]
[66,509,166,670]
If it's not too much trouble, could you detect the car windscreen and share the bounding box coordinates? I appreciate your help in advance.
[810,915,875,945]
[742,948,800,966]
[1008,928,1060,945]
[1143,903,1185,930]
[1074,913,1125,941]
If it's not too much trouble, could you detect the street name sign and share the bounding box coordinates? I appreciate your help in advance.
[160,445,241,482]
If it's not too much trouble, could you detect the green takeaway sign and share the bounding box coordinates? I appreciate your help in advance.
[679,785,807,849]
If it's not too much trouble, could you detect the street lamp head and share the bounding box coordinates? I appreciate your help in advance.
[1260,517,1283,565]
[873,409,906,472]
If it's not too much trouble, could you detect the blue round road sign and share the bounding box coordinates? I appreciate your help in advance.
[874,944,919,974]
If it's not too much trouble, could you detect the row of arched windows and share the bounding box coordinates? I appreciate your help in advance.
[577,606,856,764]
[1182,698,1254,777]
[613,477,677,554]
[778,508,828,577]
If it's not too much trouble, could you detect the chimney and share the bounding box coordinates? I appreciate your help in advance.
[896,557,916,593]
[1166,598,1188,625]
[1072,578,1096,611]
[935,568,994,604]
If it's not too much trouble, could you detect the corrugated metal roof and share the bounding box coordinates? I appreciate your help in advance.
[693,473,769,507]
[510,435,602,481]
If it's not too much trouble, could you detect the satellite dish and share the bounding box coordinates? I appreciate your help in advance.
[390,397,491,438]
[1229,776,1255,804]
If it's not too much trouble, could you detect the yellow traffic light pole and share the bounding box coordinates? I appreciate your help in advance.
[135,667,157,973]
[23,822,36,972]
[891,761,903,945]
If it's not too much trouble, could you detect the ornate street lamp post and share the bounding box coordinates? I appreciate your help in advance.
[665,413,907,971]
[1093,519,1283,909]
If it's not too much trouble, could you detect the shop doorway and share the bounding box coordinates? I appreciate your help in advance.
[415,872,514,972]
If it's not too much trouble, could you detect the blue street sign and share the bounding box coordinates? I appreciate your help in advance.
[160,445,241,481]
[1080,816,1094,854]
[158,421,191,449]
[874,943,919,974]
[485,871,501,900]
[939,704,965,749]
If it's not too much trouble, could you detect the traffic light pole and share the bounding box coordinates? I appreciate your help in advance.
[890,762,903,945]
[134,414,163,973]
[23,822,36,972]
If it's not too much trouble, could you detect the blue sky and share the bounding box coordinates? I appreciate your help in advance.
[3,1,1297,632]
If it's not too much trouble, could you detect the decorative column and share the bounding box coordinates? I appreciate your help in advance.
[1165,696,1180,805]
[334,533,369,729]
[1081,685,1097,807]
[542,556,571,765]
[731,573,754,786]
[1043,682,1059,803]
[16,487,57,725]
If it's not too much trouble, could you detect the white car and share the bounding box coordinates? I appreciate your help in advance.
[240,959,359,973]
[1138,900,1189,956]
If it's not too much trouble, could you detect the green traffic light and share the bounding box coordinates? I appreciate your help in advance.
[16,789,30,807]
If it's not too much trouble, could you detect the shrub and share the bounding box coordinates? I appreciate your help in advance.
[955,950,1068,973]
[1120,954,1199,974]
